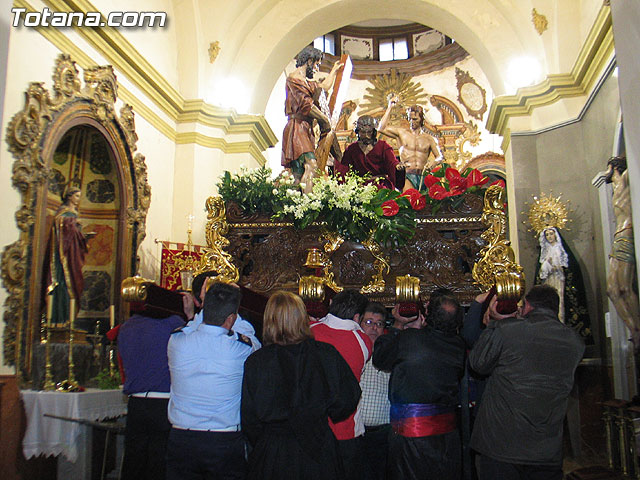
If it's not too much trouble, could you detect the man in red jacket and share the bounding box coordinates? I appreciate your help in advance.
[311,290,373,480]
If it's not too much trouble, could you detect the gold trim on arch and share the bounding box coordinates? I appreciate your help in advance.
[13,0,277,166]
[486,3,614,137]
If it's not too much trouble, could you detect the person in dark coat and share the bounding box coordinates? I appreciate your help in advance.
[373,294,466,480]
[241,291,362,480]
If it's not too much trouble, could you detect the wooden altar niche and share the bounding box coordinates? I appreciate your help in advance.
[222,193,485,306]
[2,54,150,386]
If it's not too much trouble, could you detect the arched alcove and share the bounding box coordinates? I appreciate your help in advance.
[2,54,151,384]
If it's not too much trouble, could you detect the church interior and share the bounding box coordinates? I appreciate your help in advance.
[0,0,639,478]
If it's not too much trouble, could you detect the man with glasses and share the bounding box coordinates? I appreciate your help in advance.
[359,302,391,480]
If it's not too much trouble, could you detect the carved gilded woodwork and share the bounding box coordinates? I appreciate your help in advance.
[210,194,487,306]
[360,236,390,294]
[2,54,150,382]
[455,121,481,169]
[359,69,429,117]
[472,186,525,301]
[196,196,240,284]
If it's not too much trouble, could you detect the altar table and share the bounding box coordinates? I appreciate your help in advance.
[21,388,127,477]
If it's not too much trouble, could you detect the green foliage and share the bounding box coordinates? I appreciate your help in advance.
[91,369,121,390]
[216,166,283,215]
[215,167,490,248]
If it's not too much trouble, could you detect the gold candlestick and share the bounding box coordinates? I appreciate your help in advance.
[43,295,55,390]
[59,298,79,391]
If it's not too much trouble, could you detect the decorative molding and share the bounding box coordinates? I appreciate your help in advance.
[208,41,221,64]
[486,3,614,138]
[341,35,373,60]
[455,68,487,121]
[2,54,150,379]
[509,57,617,138]
[532,8,549,35]
[322,43,469,80]
[413,31,445,56]
[18,0,277,165]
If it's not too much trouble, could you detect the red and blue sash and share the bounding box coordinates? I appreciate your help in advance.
[390,403,456,437]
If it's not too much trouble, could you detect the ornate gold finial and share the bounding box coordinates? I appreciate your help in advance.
[524,192,571,235]
[208,41,221,64]
[532,8,548,35]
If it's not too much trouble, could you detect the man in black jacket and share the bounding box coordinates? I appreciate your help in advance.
[373,294,465,480]
[469,285,584,480]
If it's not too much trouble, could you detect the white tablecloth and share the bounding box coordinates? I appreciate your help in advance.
[21,388,127,462]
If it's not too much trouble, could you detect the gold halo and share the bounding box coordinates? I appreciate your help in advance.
[525,192,570,235]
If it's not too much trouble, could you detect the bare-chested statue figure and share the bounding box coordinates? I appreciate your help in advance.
[378,96,441,192]
[605,155,640,347]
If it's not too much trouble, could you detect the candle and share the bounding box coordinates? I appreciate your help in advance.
[69,298,76,325]
[187,213,194,231]
[46,294,53,327]
[109,305,115,329]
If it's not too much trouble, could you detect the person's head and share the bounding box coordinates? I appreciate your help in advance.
[428,294,463,335]
[360,302,387,343]
[295,46,323,79]
[328,289,369,323]
[355,115,377,145]
[263,291,313,346]
[62,187,81,206]
[521,284,559,317]
[203,282,242,328]
[406,105,425,129]
[606,155,627,183]
[192,271,219,307]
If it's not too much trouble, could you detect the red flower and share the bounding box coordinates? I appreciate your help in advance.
[442,167,465,196]
[381,199,400,216]
[424,175,440,188]
[466,169,489,188]
[431,165,442,173]
[428,184,451,200]
[401,188,420,197]
[490,179,506,189]
[445,167,462,182]
[401,188,426,211]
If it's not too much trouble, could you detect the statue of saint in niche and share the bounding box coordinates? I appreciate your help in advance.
[43,186,94,324]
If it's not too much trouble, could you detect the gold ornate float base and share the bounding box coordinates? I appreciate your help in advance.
[200,194,489,305]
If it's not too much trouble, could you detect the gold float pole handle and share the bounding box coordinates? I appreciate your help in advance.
[43,294,55,390]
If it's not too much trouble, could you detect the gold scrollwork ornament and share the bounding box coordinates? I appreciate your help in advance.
[360,236,390,294]
[196,196,240,284]
[472,185,525,300]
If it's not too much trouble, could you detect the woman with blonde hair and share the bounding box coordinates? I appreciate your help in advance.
[241,291,361,480]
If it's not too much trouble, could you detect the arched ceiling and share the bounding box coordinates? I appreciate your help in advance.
[172,0,603,114]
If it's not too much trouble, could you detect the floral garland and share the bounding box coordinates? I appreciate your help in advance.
[216,165,497,246]
[423,164,503,213]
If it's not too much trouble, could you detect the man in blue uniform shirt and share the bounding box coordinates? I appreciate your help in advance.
[167,282,260,480]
